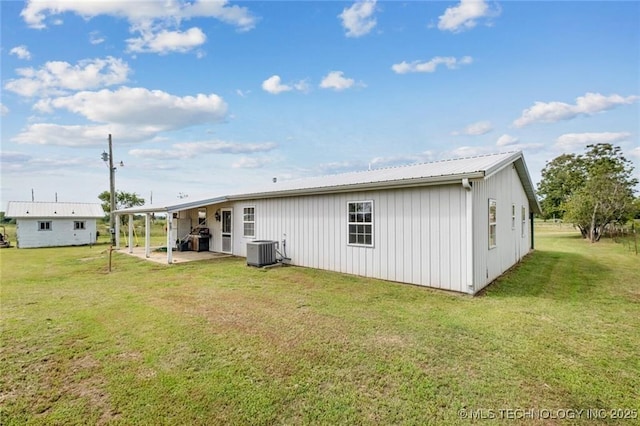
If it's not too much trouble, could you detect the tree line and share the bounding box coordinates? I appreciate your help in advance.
[537,143,639,242]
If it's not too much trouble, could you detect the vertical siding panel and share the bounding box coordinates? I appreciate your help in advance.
[411,189,422,286]
[402,190,413,284]
[377,191,388,280]
[448,190,462,290]
[439,187,451,289]
[429,189,440,287]
[420,188,430,286]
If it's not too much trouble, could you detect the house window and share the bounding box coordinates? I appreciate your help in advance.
[74,221,86,230]
[38,221,52,231]
[488,199,497,249]
[243,207,255,238]
[521,206,526,238]
[348,201,373,246]
[198,208,207,226]
[511,204,516,229]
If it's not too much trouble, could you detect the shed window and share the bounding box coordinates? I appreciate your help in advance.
[74,221,86,230]
[38,221,52,231]
[348,201,373,246]
[488,199,497,249]
[521,206,526,238]
[243,207,255,238]
[511,204,516,229]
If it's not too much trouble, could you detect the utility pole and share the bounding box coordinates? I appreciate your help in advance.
[108,134,116,246]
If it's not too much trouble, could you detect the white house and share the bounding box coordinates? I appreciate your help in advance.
[6,202,104,249]
[115,151,541,295]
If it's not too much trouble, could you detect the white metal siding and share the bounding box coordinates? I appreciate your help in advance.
[16,218,98,248]
[472,166,531,292]
[234,185,470,292]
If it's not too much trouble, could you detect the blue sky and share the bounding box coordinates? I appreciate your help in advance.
[1,0,639,207]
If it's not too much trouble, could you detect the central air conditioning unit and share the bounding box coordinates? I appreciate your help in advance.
[246,240,277,267]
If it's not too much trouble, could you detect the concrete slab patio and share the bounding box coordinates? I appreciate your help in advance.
[118,246,233,264]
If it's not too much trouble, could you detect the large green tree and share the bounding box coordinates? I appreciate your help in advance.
[98,190,145,227]
[537,144,637,242]
[98,190,145,214]
[537,153,585,220]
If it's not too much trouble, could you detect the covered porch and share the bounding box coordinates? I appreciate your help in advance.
[119,246,232,264]
[113,196,231,265]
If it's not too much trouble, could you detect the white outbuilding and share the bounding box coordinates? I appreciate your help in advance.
[6,202,104,249]
[115,151,541,295]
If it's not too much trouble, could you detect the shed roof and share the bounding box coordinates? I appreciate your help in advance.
[6,202,104,218]
[116,151,541,215]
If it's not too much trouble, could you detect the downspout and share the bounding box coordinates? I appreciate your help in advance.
[462,178,474,294]
[530,212,534,250]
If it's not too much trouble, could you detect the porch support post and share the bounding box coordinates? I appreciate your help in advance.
[167,211,173,264]
[115,216,121,249]
[145,213,151,258]
[128,214,134,253]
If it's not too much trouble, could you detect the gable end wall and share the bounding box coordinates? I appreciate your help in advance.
[472,165,532,292]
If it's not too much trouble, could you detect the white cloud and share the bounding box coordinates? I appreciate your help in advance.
[392,56,472,74]
[319,71,357,91]
[555,132,632,151]
[35,86,227,129]
[453,120,492,136]
[262,75,291,94]
[496,134,519,146]
[21,0,257,31]
[437,0,499,32]
[0,103,8,116]
[14,87,227,146]
[4,56,130,97]
[513,92,639,127]
[127,26,207,54]
[89,31,105,45]
[21,0,256,56]
[130,141,277,160]
[446,146,496,158]
[0,151,32,164]
[339,0,377,38]
[370,151,435,168]
[11,123,150,146]
[261,75,308,95]
[232,157,272,169]
[629,146,640,160]
[236,89,250,98]
[10,45,32,60]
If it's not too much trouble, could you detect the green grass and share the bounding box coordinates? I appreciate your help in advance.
[1,226,639,425]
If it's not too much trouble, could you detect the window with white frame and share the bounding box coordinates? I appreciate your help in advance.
[348,201,373,246]
[511,204,516,229]
[488,199,497,249]
[74,221,86,230]
[243,207,255,238]
[38,221,52,231]
[521,206,526,238]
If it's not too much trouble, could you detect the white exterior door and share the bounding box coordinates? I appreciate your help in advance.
[221,209,232,253]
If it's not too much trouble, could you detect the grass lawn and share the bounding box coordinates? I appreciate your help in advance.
[1,225,638,425]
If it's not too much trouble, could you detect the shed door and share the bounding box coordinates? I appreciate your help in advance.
[221,209,232,253]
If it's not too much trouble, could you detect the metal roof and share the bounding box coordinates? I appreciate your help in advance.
[6,202,104,218]
[115,151,541,215]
